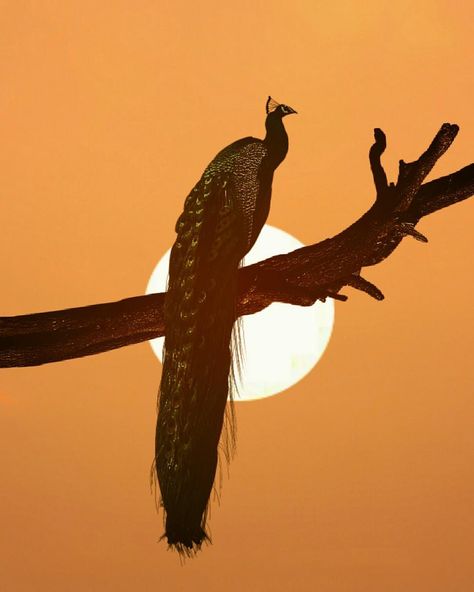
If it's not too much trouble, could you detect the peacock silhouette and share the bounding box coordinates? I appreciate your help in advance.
[154,97,296,554]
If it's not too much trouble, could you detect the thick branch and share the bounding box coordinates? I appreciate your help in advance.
[1,125,472,367]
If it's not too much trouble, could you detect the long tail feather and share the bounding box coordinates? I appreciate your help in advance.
[154,174,244,554]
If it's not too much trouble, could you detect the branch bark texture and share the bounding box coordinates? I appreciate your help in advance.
[1,124,473,367]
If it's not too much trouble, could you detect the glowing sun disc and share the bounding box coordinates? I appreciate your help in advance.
[146,225,335,401]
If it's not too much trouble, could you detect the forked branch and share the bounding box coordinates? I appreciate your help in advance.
[0,124,472,367]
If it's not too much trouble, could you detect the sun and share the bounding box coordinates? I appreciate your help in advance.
[146,225,335,401]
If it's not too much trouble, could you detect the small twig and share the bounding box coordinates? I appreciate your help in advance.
[369,128,388,198]
[397,222,428,243]
[345,275,385,301]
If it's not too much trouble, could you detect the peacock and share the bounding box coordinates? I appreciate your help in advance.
[154,96,297,554]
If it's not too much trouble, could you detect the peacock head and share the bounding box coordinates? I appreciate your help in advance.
[266,96,297,117]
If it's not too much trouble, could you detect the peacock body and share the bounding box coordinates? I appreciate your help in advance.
[155,97,296,553]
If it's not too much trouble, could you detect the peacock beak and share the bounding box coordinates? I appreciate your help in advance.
[287,107,297,115]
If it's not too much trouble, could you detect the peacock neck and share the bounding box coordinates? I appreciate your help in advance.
[263,113,289,168]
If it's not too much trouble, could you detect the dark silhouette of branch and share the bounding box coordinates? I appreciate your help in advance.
[1,124,472,367]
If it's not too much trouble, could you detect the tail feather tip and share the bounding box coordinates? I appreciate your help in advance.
[162,526,211,557]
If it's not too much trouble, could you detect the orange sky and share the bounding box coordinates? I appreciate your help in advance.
[0,2,473,590]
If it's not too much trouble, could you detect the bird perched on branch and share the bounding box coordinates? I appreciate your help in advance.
[154,96,297,554]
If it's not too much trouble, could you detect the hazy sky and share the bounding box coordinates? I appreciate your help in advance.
[0,2,473,590]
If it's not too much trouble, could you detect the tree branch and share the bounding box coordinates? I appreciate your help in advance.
[1,124,472,367]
